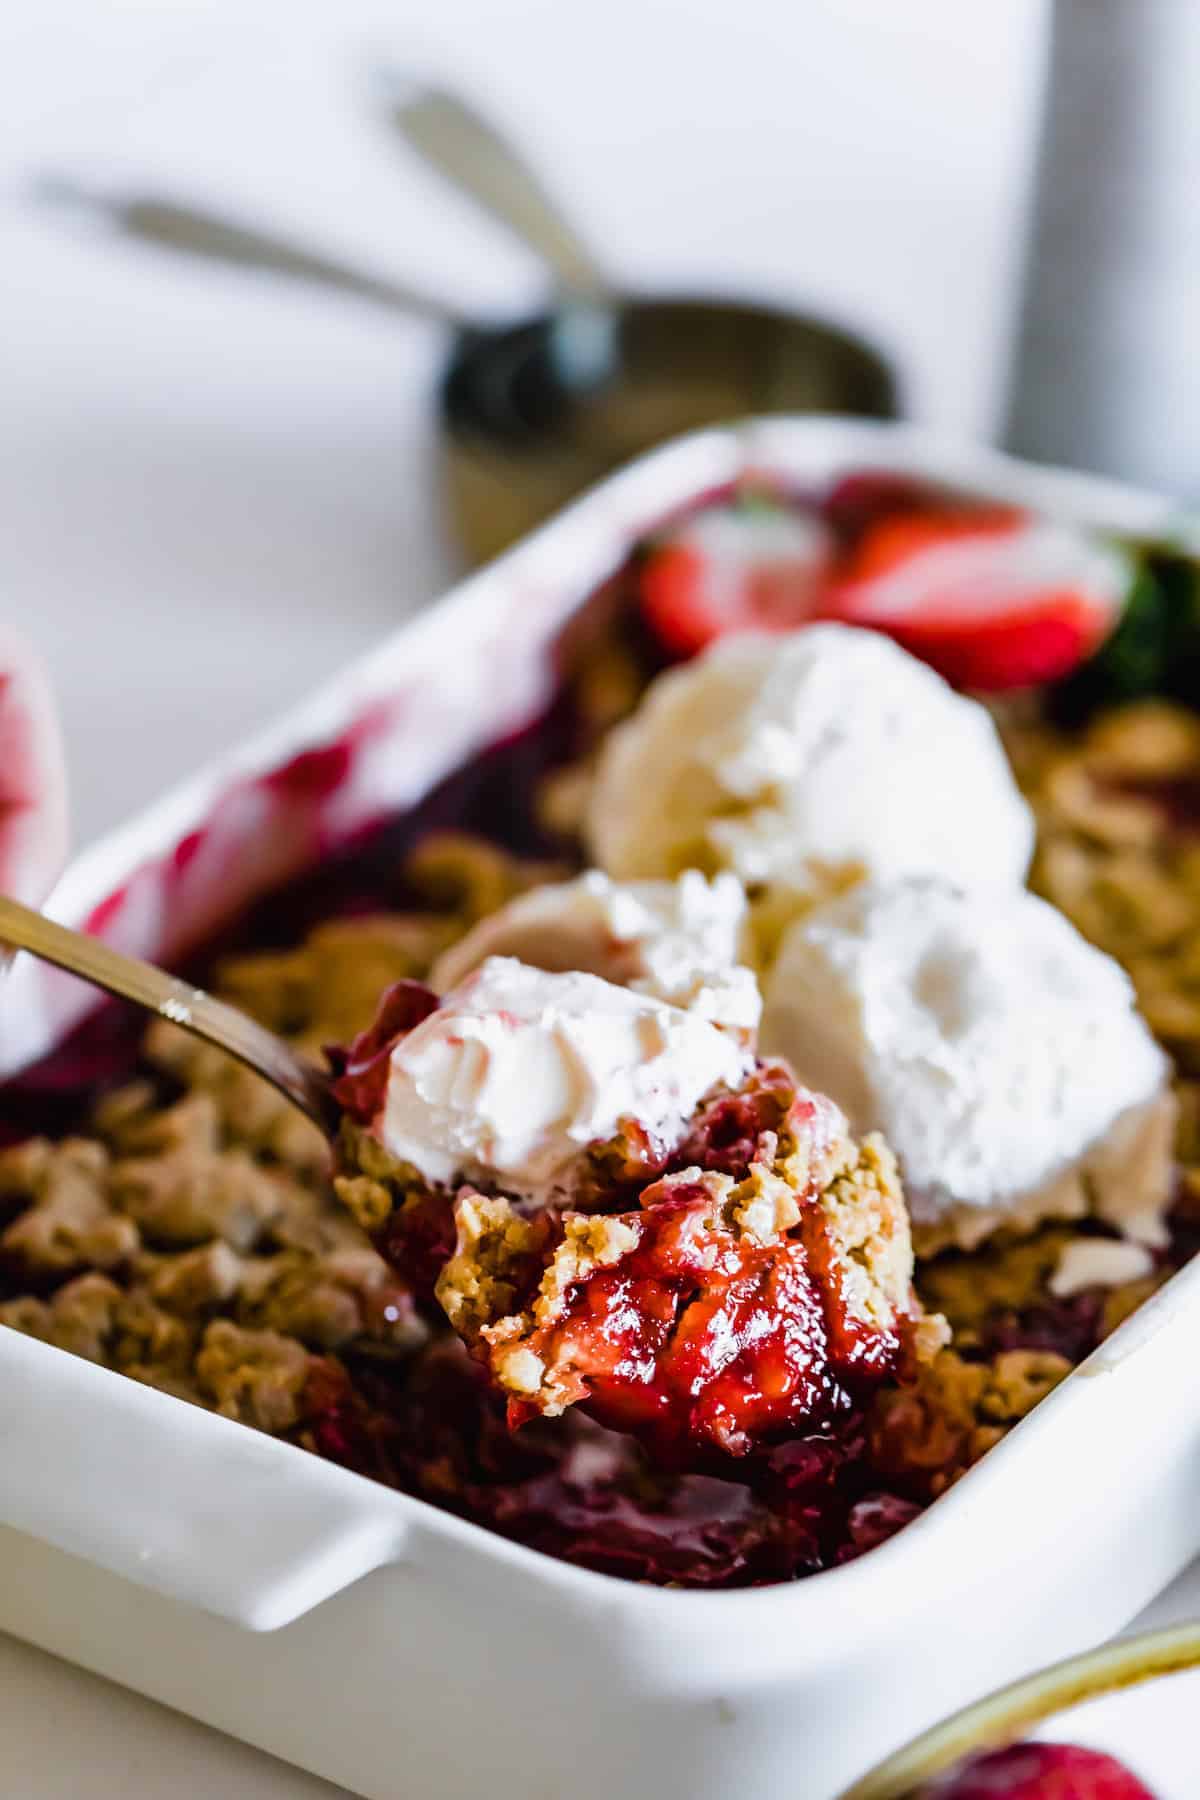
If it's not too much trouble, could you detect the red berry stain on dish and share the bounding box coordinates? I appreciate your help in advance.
[265,742,355,803]
[84,886,131,940]
[921,1741,1157,1798]
[326,980,440,1125]
[171,829,207,877]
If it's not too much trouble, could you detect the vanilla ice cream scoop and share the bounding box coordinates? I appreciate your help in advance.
[760,878,1174,1250]
[431,869,760,1038]
[376,956,751,1200]
[586,624,1034,896]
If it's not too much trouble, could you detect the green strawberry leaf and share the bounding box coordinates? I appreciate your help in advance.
[1048,557,1167,724]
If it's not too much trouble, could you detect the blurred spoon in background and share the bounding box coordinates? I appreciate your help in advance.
[376,75,610,304]
[34,87,898,564]
[35,176,471,327]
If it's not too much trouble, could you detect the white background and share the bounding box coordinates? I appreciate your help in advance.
[5,3,1198,1795]
[4,0,1047,849]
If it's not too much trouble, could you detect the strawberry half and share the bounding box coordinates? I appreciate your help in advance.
[824,508,1132,692]
[637,502,834,658]
[0,627,69,906]
[922,1740,1157,1798]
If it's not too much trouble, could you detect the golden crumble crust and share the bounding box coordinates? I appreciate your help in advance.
[217,913,459,1043]
[1017,698,1200,1071]
[0,718,1191,1519]
[867,1344,1073,1497]
[818,1133,924,1338]
[0,911,457,1422]
[0,1138,139,1276]
[194,1320,312,1432]
[435,1190,549,1347]
[403,831,565,929]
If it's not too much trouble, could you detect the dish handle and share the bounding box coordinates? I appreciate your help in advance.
[0,1331,407,1630]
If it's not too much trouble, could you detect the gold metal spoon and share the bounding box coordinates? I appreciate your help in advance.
[0,893,338,1132]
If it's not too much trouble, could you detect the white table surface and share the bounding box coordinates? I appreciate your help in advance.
[8,2,1197,1795]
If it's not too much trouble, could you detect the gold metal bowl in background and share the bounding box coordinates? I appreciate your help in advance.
[441,296,898,564]
[839,1622,1200,1798]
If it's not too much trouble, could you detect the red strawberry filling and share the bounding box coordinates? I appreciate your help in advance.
[493,1173,901,1466]
[329,975,933,1476]
[326,979,440,1126]
[389,1061,937,1471]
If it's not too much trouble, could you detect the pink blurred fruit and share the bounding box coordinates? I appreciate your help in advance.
[924,1739,1157,1798]
[0,628,69,905]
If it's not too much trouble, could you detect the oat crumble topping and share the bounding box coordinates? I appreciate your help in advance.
[0,659,1197,1582]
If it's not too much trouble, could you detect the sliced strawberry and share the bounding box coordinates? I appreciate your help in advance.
[637,502,833,657]
[825,509,1132,692]
[0,628,69,906]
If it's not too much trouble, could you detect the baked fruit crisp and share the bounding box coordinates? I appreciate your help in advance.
[330,962,943,1466]
[1,469,1198,1589]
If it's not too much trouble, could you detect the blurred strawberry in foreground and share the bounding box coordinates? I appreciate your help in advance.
[0,628,69,906]
[920,1740,1157,1799]
[826,509,1132,692]
[637,494,1132,694]
[637,500,833,657]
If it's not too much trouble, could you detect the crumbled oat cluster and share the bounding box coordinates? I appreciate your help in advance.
[1017,701,1200,1072]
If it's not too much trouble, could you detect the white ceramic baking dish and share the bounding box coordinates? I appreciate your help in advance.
[1,419,1197,1800]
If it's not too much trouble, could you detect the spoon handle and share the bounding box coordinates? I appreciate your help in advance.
[35,179,468,328]
[0,894,337,1132]
[380,79,608,300]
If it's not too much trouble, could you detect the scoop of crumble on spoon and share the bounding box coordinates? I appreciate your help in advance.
[0,898,944,1474]
[328,956,946,1471]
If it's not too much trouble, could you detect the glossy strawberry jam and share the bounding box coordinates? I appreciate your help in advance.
[332,984,923,1474]
[303,1338,915,1586]
[502,1176,879,1465]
